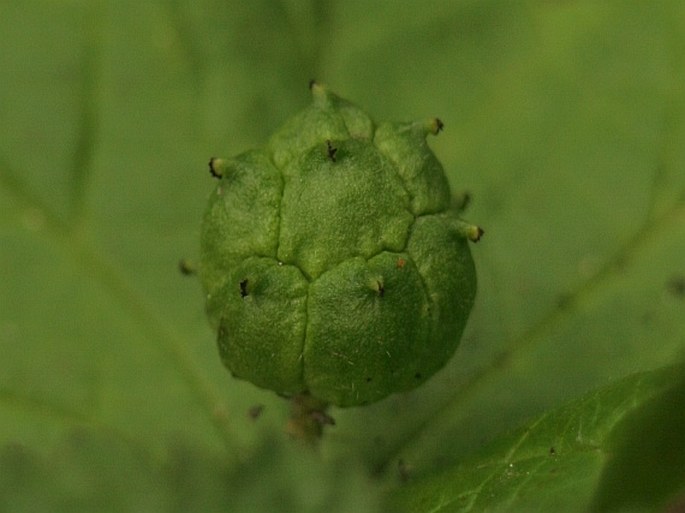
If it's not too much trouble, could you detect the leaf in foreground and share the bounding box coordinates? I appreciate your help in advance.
[388,366,685,512]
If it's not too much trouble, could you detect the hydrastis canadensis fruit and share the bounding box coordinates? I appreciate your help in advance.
[200,82,482,410]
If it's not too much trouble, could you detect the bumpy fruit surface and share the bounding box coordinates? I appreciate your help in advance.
[200,83,481,407]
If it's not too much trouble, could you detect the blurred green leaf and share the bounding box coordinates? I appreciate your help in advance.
[388,367,685,512]
[590,368,685,513]
[1,1,684,512]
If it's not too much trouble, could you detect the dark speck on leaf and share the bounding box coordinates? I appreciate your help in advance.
[326,140,337,162]
[667,275,685,298]
[178,258,195,276]
[248,404,264,420]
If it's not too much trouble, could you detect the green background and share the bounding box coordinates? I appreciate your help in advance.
[1,1,684,511]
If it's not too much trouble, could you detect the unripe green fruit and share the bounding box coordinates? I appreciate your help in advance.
[200,83,481,408]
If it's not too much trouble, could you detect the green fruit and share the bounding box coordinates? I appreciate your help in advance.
[200,83,482,408]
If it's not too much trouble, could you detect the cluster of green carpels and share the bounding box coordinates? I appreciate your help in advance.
[200,83,481,408]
